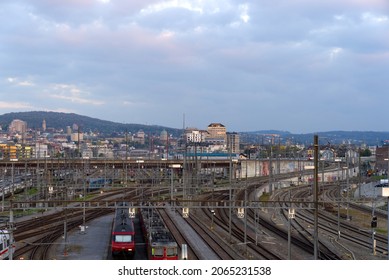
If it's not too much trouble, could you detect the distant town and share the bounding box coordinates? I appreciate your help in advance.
[2,112,389,261]
[0,117,241,160]
[1,113,389,176]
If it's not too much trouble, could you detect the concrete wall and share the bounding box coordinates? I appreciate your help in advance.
[237,159,358,183]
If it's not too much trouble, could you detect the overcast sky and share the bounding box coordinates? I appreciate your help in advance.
[1,0,388,133]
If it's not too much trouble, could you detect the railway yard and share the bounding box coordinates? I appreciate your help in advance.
[1,158,388,260]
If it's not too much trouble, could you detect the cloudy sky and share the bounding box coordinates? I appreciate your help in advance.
[1,0,388,133]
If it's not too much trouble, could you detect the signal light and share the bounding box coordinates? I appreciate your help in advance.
[371,216,377,228]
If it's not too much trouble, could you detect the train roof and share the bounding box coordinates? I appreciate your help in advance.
[141,211,166,231]
[115,208,130,218]
[149,229,177,246]
[0,229,10,236]
[113,209,134,233]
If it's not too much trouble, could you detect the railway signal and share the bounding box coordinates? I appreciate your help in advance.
[182,207,189,218]
[371,216,377,228]
[129,208,136,218]
[288,208,295,260]
[237,207,244,219]
[288,208,295,219]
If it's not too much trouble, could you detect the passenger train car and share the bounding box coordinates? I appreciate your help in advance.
[111,207,135,258]
[0,230,15,260]
[140,208,178,260]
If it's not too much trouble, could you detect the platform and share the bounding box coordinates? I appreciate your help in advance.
[164,206,220,260]
[45,207,219,260]
[51,214,113,260]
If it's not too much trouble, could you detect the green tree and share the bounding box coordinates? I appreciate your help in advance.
[359,148,372,157]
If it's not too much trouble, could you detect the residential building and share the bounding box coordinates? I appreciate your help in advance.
[226,132,240,153]
[185,128,208,143]
[207,123,226,141]
[71,132,84,142]
[134,130,145,145]
[35,143,48,158]
[9,119,27,134]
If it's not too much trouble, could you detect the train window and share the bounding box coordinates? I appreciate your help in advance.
[0,243,3,251]
[166,247,177,256]
[114,235,133,242]
[153,247,164,257]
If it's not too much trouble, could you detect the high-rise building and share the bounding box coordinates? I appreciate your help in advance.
[226,132,240,153]
[185,128,208,143]
[42,119,46,132]
[160,130,168,142]
[134,130,145,145]
[9,119,27,134]
[207,123,226,140]
[71,132,83,142]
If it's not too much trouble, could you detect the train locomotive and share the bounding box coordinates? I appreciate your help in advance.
[111,207,135,258]
[140,208,178,260]
[0,229,15,260]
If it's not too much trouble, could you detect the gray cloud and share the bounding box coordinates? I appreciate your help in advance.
[1,0,388,133]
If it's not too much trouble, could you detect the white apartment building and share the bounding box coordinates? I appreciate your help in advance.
[185,128,208,143]
[9,119,27,134]
[35,143,49,158]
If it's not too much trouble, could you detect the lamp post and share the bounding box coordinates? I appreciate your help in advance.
[228,147,232,243]
[336,159,341,240]
[386,194,389,260]
[371,187,376,255]
[81,158,87,234]
[313,135,319,260]
[7,209,14,260]
[288,207,295,260]
[385,153,389,260]
[346,153,350,221]
[2,169,6,212]
[381,176,389,259]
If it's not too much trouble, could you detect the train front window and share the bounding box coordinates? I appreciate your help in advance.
[167,247,177,256]
[153,246,164,257]
[114,235,133,242]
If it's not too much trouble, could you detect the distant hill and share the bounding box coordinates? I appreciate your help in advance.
[241,130,389,146]
[1,111,389,145]
[0,111,183,137]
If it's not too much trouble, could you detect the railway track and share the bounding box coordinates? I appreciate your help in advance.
[186,208,239,260]
[158,208,200,260]
[11,189,134,259]
[273,182,388,259]
[6,166,373,260]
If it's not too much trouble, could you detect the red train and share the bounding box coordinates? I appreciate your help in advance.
[111,207,135,258]
[140,208,178,260]
[0,229,15,260]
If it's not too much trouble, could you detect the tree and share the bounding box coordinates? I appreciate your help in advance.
[359,148,372,157]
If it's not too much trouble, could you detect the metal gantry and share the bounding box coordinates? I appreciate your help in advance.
[3,145,378,260]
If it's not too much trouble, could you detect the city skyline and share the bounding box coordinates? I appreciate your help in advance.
[1,1,389,133]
